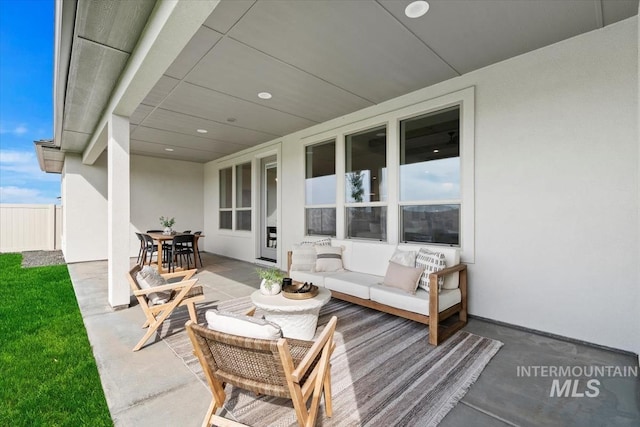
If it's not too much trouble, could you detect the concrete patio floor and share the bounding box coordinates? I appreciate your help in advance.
[68,252,639,427]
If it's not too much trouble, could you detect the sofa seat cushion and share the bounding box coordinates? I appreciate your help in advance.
[370,285,461,315]
[324,271,383,300]
[289,270,337,287]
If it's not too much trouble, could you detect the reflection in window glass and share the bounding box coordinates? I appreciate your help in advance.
[305,141,336,205]
[219,167,232,208]
[236,210,251,231]
[306,208,336,236]
[400,107,459,201]
[236,163,251,208]
[345,127,387,203]
[346,207,386,241]
[401,205,459,245]
[219,211,232,230]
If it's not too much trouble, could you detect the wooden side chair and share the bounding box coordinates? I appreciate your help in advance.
[127,265,204,351]
[186,314,338,427]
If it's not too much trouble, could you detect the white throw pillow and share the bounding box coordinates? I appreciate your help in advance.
[290,244,318,272]
[206,309,282,340]
[137,266,171,305]
[301,237,331,246]
[382,261,424,294]
[314,246,344,272]
[415,248,447,292]
[390,248,417,267]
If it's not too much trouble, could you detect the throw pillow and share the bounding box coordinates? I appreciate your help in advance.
[390,248,417,267]
[415,248,447,292]
[314,246,344,272]
[301,237,331,246]
[136,266,171,305]
[382,261,424,294]
[206,310,282,340]
[290,244,318,271]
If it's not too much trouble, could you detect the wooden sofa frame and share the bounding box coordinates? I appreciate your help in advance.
[287,251,467,346]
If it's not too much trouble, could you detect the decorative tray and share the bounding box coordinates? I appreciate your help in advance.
[282,282,319,299]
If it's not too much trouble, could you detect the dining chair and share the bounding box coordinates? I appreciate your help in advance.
[142,234,159,266]
[169,234,194,272]
[194,231,203,267]
[135,232,145,265]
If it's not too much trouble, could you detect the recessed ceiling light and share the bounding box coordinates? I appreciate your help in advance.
[433,149,439,153]
[196,129,208,134]
[258,92,272,100]
[165,148,174,152]
[405,1,430,18]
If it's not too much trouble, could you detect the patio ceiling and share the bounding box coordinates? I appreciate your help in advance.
[51,0,639,167]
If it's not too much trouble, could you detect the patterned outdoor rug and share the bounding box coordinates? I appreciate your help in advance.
[163,297,503,426]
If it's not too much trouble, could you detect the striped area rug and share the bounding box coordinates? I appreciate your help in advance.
[163,297,503,427]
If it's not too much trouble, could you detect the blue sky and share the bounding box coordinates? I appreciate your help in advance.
[0,0,59,204]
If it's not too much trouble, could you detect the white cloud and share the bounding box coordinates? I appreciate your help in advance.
[0,149,59,182]
[0,186,58,204]
[0,124,29,135]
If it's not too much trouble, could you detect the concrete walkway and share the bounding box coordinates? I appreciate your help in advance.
[68,253,640,427]
[68,253,260,426]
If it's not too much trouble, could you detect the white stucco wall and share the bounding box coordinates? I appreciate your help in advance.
[205,17,639,352]
[62,153,204,262]
[61,153,108,263]
[130,154,204,254]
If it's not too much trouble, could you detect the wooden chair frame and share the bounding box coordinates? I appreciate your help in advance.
[186,315,338,427]
[127,265,204,351]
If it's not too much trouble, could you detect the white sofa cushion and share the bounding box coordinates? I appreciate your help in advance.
[370,285,461,315]
[324,271,383,300]
[390,248,417,266]
[289,270,336,287]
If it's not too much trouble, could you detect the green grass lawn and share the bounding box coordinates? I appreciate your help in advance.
[0,253,112,426]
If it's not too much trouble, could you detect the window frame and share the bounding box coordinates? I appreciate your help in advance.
[217,162,253,232]
[304,139,337,237]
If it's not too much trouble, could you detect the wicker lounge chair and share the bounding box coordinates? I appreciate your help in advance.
[186,314,338,427]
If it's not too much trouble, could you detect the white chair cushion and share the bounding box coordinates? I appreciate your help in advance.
[290,244,317,272]
[324,271,382,300]
[415,248,447,292]
[206,309,282,340]
[137,266,171,305]
[289,270,336,287]
[315,246,344,272]
[370,285,461,315]
[390,248,417,267]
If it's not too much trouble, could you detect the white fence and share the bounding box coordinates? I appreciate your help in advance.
[0,204,62,252]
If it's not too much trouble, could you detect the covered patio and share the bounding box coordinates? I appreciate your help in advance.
[35,0,640,424]
[67,254,638,425]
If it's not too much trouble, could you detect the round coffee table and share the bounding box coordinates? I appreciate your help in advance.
[250,288,331,340]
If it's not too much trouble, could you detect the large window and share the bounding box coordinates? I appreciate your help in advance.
[219,163,252,231]
[219,167,232,230]
[235,163,252,231]
[345,126,387,240]
[305,140,336,236]
[400,107,460,245]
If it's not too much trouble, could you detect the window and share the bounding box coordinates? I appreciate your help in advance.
[219,163,252,231]
[305,140,336,236]
[235,163,252,231]
[345,126,387,240]
[219,167,232,230]
[399,106,460,245]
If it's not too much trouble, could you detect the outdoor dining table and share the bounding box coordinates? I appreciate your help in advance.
[146,232,204,273]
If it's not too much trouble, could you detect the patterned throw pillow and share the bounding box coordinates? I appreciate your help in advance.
[314,246,344,272]
[206,310,282,340]
[291,244,318,272]
[301,237,331,246]
[136,266,171,305]
[415,248,447,292]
